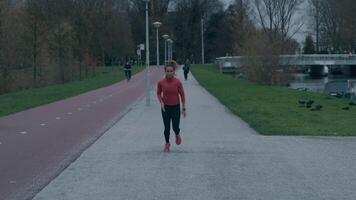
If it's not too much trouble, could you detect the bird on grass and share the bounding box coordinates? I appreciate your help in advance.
[298,100,306,107]
[349,102,356,106]
[342,106,350,110]
[306,100,314,108]
[311,105,323,111]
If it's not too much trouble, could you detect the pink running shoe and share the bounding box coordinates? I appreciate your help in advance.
[163,143,170,152]
[175,135,182,145]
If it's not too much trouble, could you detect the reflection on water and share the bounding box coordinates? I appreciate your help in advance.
[289,74,356,94]
[289,74,328,92]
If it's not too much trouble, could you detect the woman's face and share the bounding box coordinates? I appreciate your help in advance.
[165,66,175,79]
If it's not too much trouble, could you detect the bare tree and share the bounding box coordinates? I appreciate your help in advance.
[0,1,9,93]
[309,0,322,52]
[151,0,171,18]
[0,1,25,92]
[253,0,303,52]
[0,0,140,94]
[309,0,356,53]
[226,0,254,55]
[319,0,339,52]
[170,0,223,62]
[239,0,303,85]
[24,0,48,82]
[0,1,47,92]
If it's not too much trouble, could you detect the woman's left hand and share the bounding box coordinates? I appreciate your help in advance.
[182,110,186,118]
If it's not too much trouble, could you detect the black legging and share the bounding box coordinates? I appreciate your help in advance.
[161,104,181,143]
[125,70,131,80]
[183,70,189,80]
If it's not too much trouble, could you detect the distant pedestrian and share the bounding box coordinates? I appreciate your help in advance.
[124,60,132,81]
[183,59,191,80]
[157,62,186,152]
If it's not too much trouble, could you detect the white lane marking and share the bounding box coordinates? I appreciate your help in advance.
[0,141,2,145]
[40,123,46,126]
[55,117,61,120]
[67,112,73,115]
[9,180,16,184]
[20,131,27,135]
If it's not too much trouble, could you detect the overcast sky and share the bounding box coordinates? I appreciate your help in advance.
[220,0,311,43]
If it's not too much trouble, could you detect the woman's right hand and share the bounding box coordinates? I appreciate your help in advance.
[161,103,165,112]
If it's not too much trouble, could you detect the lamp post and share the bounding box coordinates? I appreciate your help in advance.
[167,39,173,61]
[143,0,150,106]
[162,34,169,66]
[201,17,205,64]
[137,44,142,67]
[153,22,162,68]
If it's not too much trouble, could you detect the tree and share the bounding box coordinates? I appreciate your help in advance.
[127,0,172,65]
[226,0,254,55]
[43,0,75,83]
[25,0,47,82]
[205,11,231,60]
[169,0,223,63]
[242,31,280,85]
[240,0,303,85]
[252,0,304,53]
[0,0,138,94]
[303,35,315,54]
[204,0,254,60]
[0,1,9,93]
[310,0,356,53]
[309,0,322,52]
[0,1,27,92]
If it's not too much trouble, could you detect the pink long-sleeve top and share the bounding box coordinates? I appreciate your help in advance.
[157,77,185,107]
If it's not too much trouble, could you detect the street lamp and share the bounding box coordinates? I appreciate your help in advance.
[167,39,173,61]
[201,17,205,64]
[143,0,150,106]
[162,34,169,66]
[153,21,162,68]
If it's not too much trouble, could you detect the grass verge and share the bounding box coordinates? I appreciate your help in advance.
[0,66,144,117]
[191,64,356,136]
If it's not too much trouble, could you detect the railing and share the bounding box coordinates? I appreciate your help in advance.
[216,54,356,70]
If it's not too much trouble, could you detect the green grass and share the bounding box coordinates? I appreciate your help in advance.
[191,64,356,136]
[0,66,144,117]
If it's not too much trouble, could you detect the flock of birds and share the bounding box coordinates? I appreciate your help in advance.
[298,99,356,111]
[298,100,322,111]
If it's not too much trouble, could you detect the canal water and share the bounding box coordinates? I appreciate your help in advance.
[289,73,356,98]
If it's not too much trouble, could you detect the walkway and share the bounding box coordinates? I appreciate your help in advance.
[33,69,356,200]
[0,67,163,200]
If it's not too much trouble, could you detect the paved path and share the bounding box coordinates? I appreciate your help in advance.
[33,69,356,200]
[0,67,162,200]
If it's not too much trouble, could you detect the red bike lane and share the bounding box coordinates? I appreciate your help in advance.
[0,67,163,200]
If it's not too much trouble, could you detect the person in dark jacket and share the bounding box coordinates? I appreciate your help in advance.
[183,59,190,80]
[124,60,132,81]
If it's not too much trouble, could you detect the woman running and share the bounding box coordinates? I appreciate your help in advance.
[157,63,186,152]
